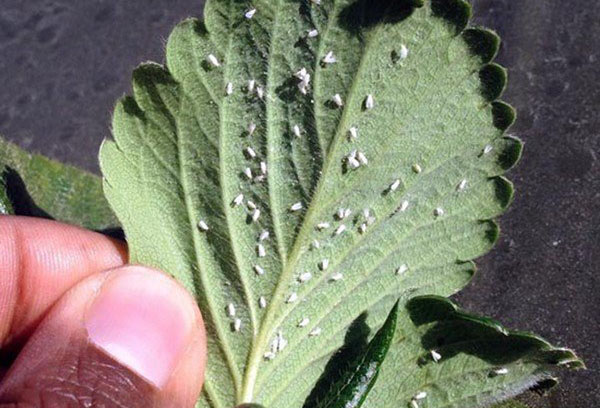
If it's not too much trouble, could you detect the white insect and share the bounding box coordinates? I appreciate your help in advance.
[233,318,242,332]
[414,391,427,400]
[298,317,310,327]
[317,222,330,230]
[337,208,351,220]
[256,86,264,99]
[347,155,361,169]
[357,151,368,165]
[493,367,509,375]
[390,179,401,192]
[276,331,288,352]
[399,200,409,212]
[259,230,270,241]
[309,327,322,337]
[290,202,303,212]
[257,243,266,257]
[319,259,330,270]
[259,296,267,308]
[248,79,256,93]
[333,93,344,107]
[233,193,244,206]
[410,400,419,408]
[311,0,321,4]
[312,240,320,249]
[294,68,308,79]
[260,161,267,175]
[335,224,347,236]
[434,207,444,217]
[483,144,493,154]
[247,200,257,210]
[293,124,302,137]
[297,71,311,94]
[358,223,367,234]
[330,272,343,281]
[299,272,312,282]
[412,163,422,174]
[365,94,375,110]
[322,51,337,64]
[270,331,287,353]
[348,126,358,141]
[248,122,257,135]
[457,179,468,191]
[226,82,233,95]
[207,54,220,67]
[263,351,275,360]
[197,220,209,231]
[254,265,265,275]
[252,208,261,222]
[298,83,308,95]
[396,264,408,275]
[363,208,371,218]
[399,44,409,60]
[227,303,236,317]
[245,146,257,158]
[431,349,442,362]
[244,8,256,19]
[286,292,298,303]
[307,29,319,38]
[243,167,253,179]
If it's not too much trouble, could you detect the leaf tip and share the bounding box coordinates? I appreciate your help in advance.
[463,27,501,64]
[480,63,508,101]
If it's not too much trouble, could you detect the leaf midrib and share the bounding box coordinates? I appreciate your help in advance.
[241,10,385,403]
[247,9,454,396]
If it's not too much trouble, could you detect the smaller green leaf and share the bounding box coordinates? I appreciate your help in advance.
[0,168,15,215]
[0,138,119,231]
[313,301,399,408]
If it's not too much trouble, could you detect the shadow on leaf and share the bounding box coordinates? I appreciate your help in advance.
[407,296,583,368]
[2,167,53,220]
[302,313,371,408]
[338,0,421,35]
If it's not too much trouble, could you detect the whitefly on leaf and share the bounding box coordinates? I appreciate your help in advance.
[99,0,581,407]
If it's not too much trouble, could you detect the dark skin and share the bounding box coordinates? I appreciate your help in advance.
[0,216,207,407]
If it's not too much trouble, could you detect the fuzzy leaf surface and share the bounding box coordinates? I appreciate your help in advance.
[100,1,580,407]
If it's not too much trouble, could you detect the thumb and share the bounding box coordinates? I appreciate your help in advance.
[0,265,206,408]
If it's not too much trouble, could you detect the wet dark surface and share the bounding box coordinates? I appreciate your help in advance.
[0,1,597,407]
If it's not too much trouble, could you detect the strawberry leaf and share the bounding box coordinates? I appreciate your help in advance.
[99,1,581,407]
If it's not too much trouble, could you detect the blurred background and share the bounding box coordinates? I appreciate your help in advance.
[0,1,597,406]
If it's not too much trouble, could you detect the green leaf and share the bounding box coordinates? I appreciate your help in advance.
[99,1,580,407]
[0,169,15,215]
[0,138,119,231]
[364,296,583,408]
[312,301,398,408]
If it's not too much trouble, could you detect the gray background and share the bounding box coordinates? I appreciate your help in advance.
[0,1,597,407]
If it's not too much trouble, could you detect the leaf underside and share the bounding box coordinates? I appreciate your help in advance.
[99,1,581,407]
[0,138,118,230]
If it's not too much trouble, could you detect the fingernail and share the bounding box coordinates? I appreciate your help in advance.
[85,267,195,387]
